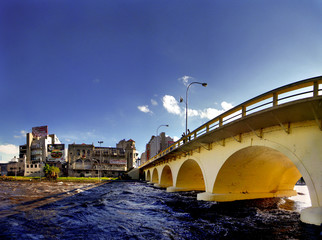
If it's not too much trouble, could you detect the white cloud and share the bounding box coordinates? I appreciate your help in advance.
[199,108,224,119]
[198,101,234,120]
[187,108,199,117]
[0,144,19,155]
[161,94,234,121]
[138,105,152,114]
[162,95,182,115]
[221,101,233,111]
[93,78,101,83]
[173,136,180,142]
[14,130,27,138]
[178,75,193,86]
[151,99,158,106]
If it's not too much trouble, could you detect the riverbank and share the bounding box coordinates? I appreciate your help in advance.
[0,176,118,183]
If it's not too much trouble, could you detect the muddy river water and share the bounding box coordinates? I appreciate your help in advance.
[0,181,320,239]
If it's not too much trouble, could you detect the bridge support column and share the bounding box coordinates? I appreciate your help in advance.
[197,190,297,202]
[301,207,322,226]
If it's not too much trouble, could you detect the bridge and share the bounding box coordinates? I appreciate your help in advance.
[139,76,322,226]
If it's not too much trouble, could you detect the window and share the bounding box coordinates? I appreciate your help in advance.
[77,150,80,156]
[31,165,33,168]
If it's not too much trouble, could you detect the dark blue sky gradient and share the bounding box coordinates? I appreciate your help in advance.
[1,0,321,161]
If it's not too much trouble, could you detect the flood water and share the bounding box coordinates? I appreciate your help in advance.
[0,181,320,239]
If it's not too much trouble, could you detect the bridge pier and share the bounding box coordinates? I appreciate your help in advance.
[197,190,297,202]
[301,207,322,226]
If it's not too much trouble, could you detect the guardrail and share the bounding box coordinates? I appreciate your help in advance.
[140,76,322,168]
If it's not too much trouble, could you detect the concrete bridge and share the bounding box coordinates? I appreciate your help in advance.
[140,76,322,226]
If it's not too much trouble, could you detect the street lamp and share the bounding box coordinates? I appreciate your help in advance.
[156,124,169,157]
[98,141,103,182]
[180,82,207,135]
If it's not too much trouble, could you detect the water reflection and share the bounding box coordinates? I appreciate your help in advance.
[0,181,320,239]
[283,185,312,212]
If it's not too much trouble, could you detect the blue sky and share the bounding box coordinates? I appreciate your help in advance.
[1,0,321,163]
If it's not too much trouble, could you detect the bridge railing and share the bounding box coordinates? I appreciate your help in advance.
[141,76,322,168]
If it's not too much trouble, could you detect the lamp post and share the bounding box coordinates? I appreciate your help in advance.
[98,141,103,182]
[156,124,169,157]
[180,82,207,135]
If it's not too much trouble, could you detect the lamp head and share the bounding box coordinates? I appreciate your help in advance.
[179,97,184,103]
[202,83,207,87]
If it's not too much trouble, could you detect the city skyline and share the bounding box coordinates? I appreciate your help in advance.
[1,0,322,162]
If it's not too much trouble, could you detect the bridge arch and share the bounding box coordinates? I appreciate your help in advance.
[151,168,159,183]
[159,165,173,188]
[212,145,301,201]
[174,159,205,191]
[146,170,151,182]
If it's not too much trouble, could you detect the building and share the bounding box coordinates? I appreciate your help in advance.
[140,132,174,166]
[0,163,7,176]
[6,156,25,177]
[149,132,174,158]
[68,139,136,177]
[140,132,174,165]
[140,152,147,165]
[18,126,66,177]
[116,139,136,170]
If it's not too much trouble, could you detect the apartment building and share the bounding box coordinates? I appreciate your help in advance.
[68,139,136,177]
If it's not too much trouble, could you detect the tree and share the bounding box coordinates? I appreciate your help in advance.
[43,164,60,180]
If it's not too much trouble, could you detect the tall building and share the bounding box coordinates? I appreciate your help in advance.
[68,139,136,177]
[148,132,174,158]
[116,139,136,170]
[18,126,66,177]
[140,132,174,165]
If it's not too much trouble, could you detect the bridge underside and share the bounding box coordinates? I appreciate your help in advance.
[167,159,205,192]
[198,146,301,202]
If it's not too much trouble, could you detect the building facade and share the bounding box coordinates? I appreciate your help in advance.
[68,139,136,177]
[0,163,7,176]
[6,156,25,177]
[17,126,66,177]
[140,132,174,165]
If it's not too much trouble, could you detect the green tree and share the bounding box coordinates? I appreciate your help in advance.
[43,164,60,180]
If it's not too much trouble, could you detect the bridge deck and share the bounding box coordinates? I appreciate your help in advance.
[153,97,322,162]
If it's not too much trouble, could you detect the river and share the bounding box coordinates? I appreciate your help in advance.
[0,181,320,239]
